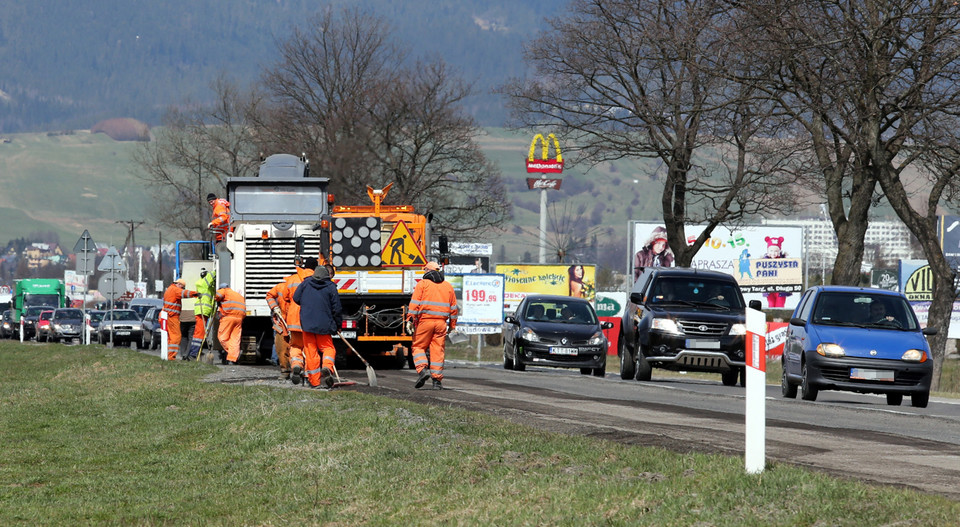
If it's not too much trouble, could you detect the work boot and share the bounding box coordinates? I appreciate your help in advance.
[415,369,431,389]
[432,379,443,390]
[321,368,335,388]
[290,366,303,385]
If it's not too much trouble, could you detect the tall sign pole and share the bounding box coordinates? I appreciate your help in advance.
[525,133,564,263]
[73,230,97,344]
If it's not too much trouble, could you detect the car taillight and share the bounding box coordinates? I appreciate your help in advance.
[342,320,357,329]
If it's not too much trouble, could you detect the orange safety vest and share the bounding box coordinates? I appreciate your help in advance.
[280,267,314,332]
[216,288,246,319]
[163,283,197,318]
[408,278,458,330]
[209,198,231,241]
[265,280,286,314]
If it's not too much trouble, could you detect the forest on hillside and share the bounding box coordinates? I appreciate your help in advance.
[0,0,560,133]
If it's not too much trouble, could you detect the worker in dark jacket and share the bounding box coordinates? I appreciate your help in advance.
[293,265,343,389]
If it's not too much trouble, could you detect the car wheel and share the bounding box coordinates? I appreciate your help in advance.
[502,343,513,370]
[886,393,903,406]
[634,350,652,382]
[911,391,929,408]
[98,332,105,345]
[136,337,145,350]
[592,362,606,377]
[739,368,747,387]
[513,349,526,372]
[721,370,738,386]
[781,367,797,398]
[619,347,636,380]
[580,368,591,375]
[800,363,818,401]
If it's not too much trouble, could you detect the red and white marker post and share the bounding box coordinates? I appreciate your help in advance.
[159,311,169,360]
[745,306,766,474]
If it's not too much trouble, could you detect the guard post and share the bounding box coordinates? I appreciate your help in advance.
[745,304,766,474]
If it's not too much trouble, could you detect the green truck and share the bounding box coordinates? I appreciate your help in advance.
[13,278,66,340]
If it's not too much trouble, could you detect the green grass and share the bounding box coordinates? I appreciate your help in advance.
[2,341,958,526]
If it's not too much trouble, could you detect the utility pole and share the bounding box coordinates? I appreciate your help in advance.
[116,220,145,279]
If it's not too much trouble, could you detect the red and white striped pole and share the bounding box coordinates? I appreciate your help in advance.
[159,311,169,360]
[745,306,766,474]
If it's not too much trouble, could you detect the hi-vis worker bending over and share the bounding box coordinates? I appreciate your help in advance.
[215,284,246,364]
[407,261,458,390]
[267,257,317,383]
[206,193,231,243]
[187,268,216,360]
[162,278,198,361]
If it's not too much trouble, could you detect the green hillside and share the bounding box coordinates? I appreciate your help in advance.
[0,129,668,268]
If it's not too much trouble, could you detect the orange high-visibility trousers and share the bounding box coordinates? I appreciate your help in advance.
[303,332,336,387]
[287,331,304,372]
[218,315,244,362]
[190,315,207,357]
[166,314,181,361]
[412,318,447,381]
[275,331,290,372]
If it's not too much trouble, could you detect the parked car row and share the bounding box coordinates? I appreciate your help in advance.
[0,306,152,349]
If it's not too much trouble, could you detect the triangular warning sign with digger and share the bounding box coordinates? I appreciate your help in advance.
[381,220,426,267]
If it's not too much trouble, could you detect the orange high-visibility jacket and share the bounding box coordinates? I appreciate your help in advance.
[209,198,231,240]
[163,283,197,318]
[216,288,246,319]
[280,267,314,332]
[265,280,286,314]
[407,275,458,330]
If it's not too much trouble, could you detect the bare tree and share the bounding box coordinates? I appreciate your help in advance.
[503,0,801,267]
[133,76,262,239]
[258,8,511,234]
[731,0,960,389]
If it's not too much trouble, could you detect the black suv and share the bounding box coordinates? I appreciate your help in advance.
[619,267,760,386]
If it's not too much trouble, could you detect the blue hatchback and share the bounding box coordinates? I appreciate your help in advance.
[781,286,937,407]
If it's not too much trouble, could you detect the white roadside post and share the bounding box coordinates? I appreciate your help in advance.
[159,310,169,360]
[745,305,766,474]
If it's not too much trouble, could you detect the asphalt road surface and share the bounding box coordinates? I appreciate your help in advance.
[202,357,960,501]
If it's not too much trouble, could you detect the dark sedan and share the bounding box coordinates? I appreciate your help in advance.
[502,294,612,377]
[20,305,56,341]
[0,309,15,339]
[97,309,144,348]
[140,307,162,350]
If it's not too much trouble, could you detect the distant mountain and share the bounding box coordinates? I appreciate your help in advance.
[0,0,560,133]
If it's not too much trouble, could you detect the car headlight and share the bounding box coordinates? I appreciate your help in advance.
[816,343,845,357]
[651,318,681,334]
[729,323,747,336]
[53,324,62,331]
[901,349,927,362]
[587,331,605,346]
[520,327,540,342]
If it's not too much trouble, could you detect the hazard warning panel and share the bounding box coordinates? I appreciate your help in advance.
[381,220,426,267]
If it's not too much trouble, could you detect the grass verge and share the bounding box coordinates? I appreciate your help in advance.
[2,341,958,525]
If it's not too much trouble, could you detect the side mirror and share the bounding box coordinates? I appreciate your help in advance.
[790,317,806,326]
[922,326,938,336]
[504,315,517,325]
[748,300,762,311]
[629,292,644,305]
[601,321,614,330]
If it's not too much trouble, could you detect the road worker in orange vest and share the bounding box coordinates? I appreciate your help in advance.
[162,278,198,361]
[293,264,342,389]
[407,261,458,390]
[206,193,231,243]
[270,257,318,383]
[215,284,246,364]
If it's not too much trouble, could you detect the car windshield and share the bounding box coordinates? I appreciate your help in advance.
[54,309,83,321]
[88,312,105,322]
[651,278,744,309]
[812,292,918,330]
[24,306,53,317]
[110,311,140,322]
[524,301,597,324]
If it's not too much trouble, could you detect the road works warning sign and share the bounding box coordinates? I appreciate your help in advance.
[381,220,426,267]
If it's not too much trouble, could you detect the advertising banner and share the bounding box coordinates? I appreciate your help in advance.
[446,274,505,334]
[871,269,899,291]
[630,222,804,310]
[495,263,596,312]
[525,133,564,174]
[898,259,960,337]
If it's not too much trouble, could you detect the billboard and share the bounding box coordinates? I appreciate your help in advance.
[495,263,596,312]
[898,259,960,338]
[630,222,805,310]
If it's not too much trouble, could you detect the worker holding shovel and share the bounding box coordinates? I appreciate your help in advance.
[293,264,343,389]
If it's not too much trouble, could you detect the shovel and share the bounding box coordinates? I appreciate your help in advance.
[337,330,378,387]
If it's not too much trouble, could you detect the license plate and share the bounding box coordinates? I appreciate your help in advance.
[850,368,894,382]
[116,331,130,336]
[686,339,720,349]
[337,331,357,339]
[549,346,578,355]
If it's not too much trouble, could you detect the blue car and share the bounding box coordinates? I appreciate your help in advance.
[781,286,937,407]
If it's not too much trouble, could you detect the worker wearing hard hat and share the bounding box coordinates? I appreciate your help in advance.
[163,278,198,361]
[406,261,458,390]
[215,284,246,364]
